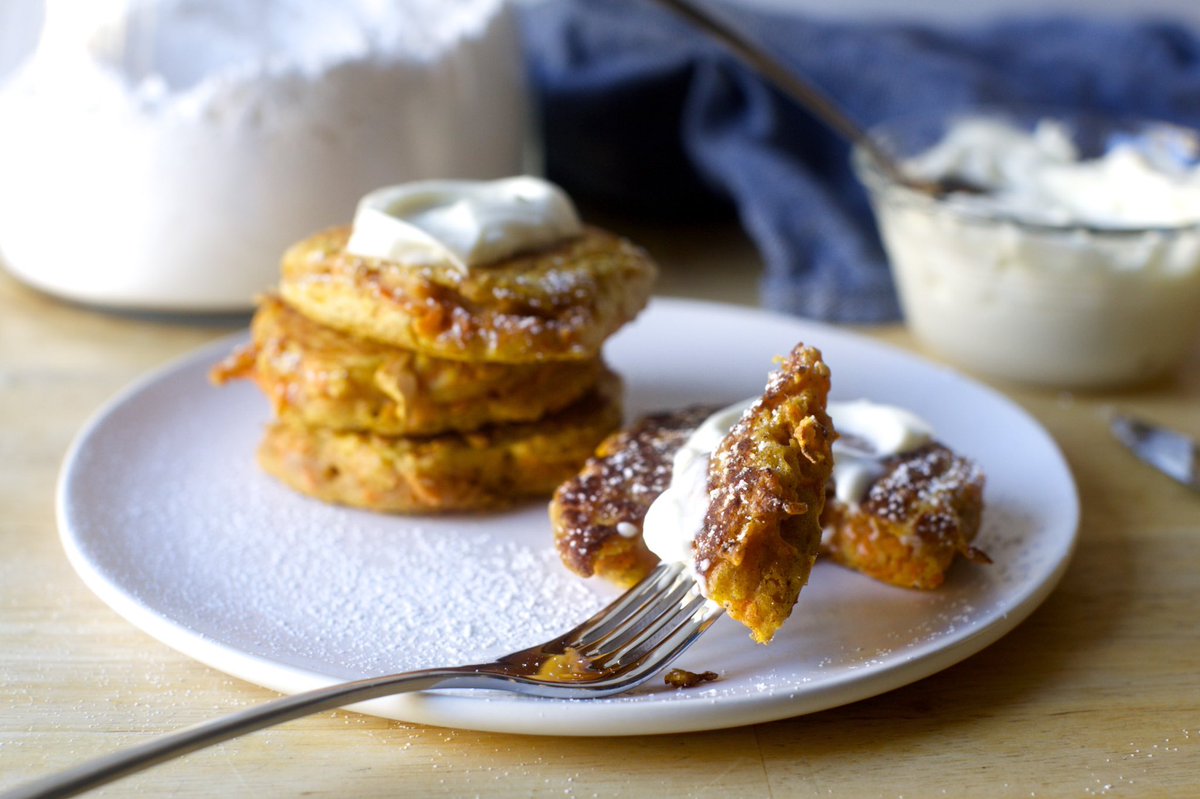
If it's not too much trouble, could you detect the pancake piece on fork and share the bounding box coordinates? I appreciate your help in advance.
[554,344,838,644]
[692,345,835,643]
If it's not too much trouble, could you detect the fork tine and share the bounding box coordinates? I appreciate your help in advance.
[591,590,711,669]
[622,600,724,676]
[575,571,698,656]
[570,598,725,694]
[492,562,687,670]
[558,562,683,647]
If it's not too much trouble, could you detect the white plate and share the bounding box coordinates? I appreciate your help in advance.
[58,298,1078,736]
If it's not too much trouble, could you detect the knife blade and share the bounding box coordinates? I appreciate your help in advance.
[1110,413,1200,491]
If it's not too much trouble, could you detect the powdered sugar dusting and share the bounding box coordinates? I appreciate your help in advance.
[64,375,608,681]
[58,302,1079,733]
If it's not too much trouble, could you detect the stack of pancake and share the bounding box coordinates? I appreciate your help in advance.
[213,223,657,513]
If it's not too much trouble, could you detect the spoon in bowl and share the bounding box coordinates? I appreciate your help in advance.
[649,0,984,197]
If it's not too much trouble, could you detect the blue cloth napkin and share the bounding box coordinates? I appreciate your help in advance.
[519,0,1200,322]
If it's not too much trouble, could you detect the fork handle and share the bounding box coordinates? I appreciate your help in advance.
[3,668,484,799]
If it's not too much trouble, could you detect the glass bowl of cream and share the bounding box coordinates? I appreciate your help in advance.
[853,110,1200,389]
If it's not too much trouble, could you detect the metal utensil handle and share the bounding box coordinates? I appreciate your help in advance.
[651,0,905,183]
[2,669,468,799]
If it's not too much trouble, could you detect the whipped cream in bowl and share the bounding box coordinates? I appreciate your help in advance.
[853,111,1200,388]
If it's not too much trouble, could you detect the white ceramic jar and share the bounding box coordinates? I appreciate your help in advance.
[0,0,530,312]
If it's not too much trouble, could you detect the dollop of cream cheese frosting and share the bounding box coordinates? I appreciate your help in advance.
[641,402,744,580]
[344,176,582,271]
[641,398,933,589]
[827,399,932,505]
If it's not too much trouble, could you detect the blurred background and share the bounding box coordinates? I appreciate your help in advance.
[736,0,1200,26]
[2,0,1200,384]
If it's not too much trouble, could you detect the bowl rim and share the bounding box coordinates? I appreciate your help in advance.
[851,108,1200,238]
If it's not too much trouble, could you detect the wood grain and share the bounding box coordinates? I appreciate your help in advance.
[3,223,1199,798]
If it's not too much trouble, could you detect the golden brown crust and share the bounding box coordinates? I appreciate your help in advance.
[257,370,623,514]
[212,295,604,436]
[550,405,721,587]
[663,669,719,689]
[278,225,657,363]
[821,444,989,590]
[696,345,835,644]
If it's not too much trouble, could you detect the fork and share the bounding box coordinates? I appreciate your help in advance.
[4,563,721,799]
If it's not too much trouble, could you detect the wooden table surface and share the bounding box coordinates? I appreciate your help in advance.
[2,219,1199,798]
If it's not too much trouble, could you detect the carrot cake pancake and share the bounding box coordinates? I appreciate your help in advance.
[552,384,988,612]
[551,405,722,588]
[213,294,604,436]
[278,178,656,363]
[259,370,623,514]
